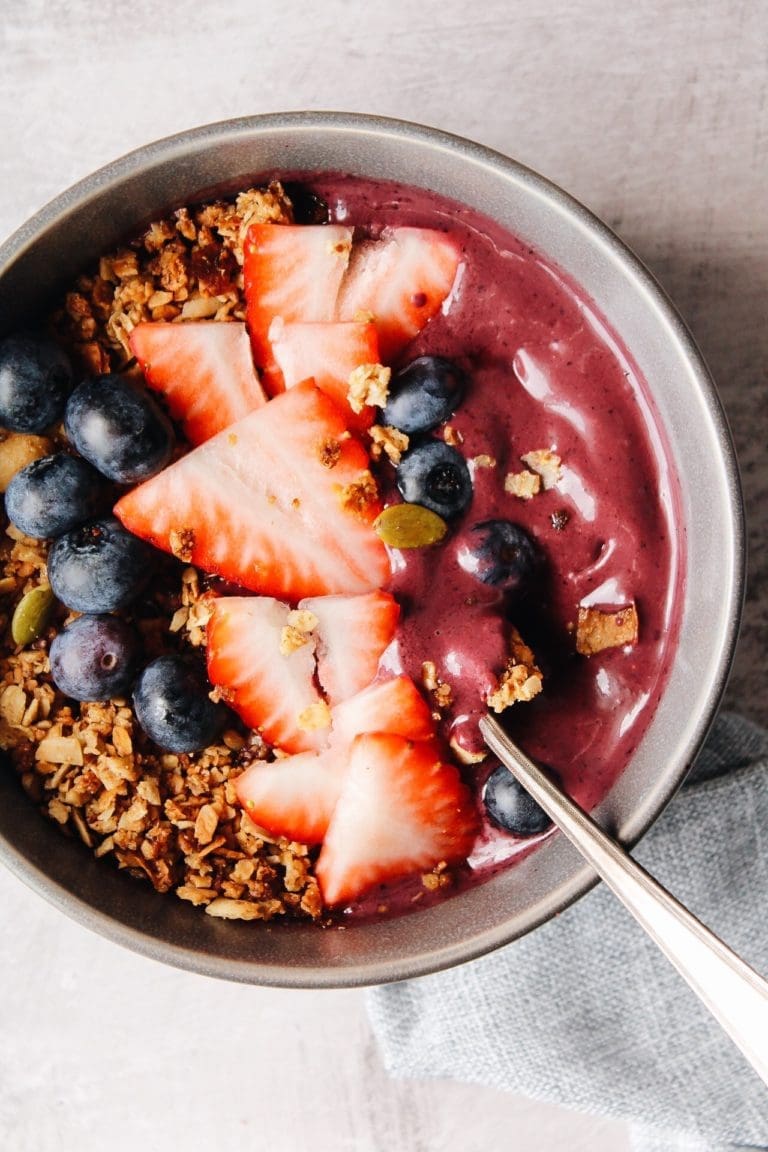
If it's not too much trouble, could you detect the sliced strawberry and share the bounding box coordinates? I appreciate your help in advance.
[336,228,460,362]
[114,380,390,599]
[234,675,436,844]
[207,596,328,754]
[129,321,267,445]
[236,747,344,844]
[299,591,399,705]
[269,318,380,430]
[316,732,478,905]
[243,224,353,391]
[330,675,435,745]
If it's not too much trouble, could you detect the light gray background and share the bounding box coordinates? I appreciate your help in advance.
[0,1,765,1148]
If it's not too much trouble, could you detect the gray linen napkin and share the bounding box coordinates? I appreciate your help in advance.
[366,713,768,1151]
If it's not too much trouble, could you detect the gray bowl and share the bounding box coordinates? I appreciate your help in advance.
[0,112,744,987]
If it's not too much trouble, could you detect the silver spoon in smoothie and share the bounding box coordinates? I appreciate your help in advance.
[479,714,768,1088]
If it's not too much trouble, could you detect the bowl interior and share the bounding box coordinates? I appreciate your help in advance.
[0,113,744,986]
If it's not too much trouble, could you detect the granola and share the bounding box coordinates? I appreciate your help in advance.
[0,533,322,921]
[1,182,328,923]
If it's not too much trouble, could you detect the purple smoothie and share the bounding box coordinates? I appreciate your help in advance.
[292,173,684,907]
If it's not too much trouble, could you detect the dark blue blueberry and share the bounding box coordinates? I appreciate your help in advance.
[456,520,538,593]
[0,334,73,433]
[383,356,466,435]
[49,614,137,702]
[5,453,107,539]
[483,763,553,836]
[396,439,472,519]
[64,375,174,483]
[133,655,227,753]
[47,517,155,612]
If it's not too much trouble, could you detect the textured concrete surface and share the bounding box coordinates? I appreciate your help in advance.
[0,0,765,1148]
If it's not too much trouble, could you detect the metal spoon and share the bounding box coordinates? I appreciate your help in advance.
[479,714,768,1087]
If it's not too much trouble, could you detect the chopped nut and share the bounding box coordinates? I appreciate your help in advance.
[0,684,27,726]
[521,449,562,490]
[472,454,496,469]
[279,609,318,656]
[339,471,379,517]
[296,701,332,732]
[147,289,174,309]
[180,296,220,320]
[421,660,452,710]
[47,798,70,825]
[504,470,541,500]
[205,897,283,921]
[442,424,464,447]
[36,735,84,766]
[369,425,409,465]
[487,627,544,712]
[0,434,52,492]
[347,363,391,414]
[112,725,133,757]
[169,607,189,633]
[576,603,639,656]
[316,437,342,468]
[169,528,195,563]
[176,884,218,906]
[433,681,453,709]
[194,804,219,846]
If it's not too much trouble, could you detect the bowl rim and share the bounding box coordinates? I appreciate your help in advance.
[0,111,746,987]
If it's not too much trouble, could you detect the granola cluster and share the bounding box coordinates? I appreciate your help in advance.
[0,526,322,922]
[52,183,294,376]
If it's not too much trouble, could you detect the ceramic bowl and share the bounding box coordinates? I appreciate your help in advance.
[0,113,744,987]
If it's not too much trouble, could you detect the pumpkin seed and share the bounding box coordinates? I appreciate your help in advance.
[374,503,448,549]
[11,586,55,647]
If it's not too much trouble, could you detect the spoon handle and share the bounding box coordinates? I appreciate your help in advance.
[479,715,768,1087]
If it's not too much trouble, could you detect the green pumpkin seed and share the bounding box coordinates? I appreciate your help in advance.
[374,503,448,549]
[11,586,55,647]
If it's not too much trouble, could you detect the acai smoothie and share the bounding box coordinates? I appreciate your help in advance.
[0,173,682,923]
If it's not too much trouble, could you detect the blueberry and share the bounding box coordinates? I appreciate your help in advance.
[49,614,137,702]
[456,520,538,592]
[133,655,227,753]
[0,334,73,433]
[383,356,466,434]
[64,375,174,483]
[483,763,553,836]
[396,440,472,519]
[47,517,155,612]
[5,453,107,539]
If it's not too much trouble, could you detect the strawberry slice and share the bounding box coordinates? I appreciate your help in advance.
[207,596,328,754]
[114,380,390,599]
[316,732,478,905]
[330,674,435,745]
[129,321,267,445]
[336,228,460,362]
[236,747,344,845]
[243,224,353,391]
[299,591,399,705]
[269,318,380,430]
[234,676,437,844]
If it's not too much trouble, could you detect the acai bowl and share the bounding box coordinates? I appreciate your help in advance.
[0,113,744,987]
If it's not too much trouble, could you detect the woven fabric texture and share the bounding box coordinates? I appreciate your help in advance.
[367,714,768,1150]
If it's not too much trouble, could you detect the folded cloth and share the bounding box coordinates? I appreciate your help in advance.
[366,713,768,1152]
